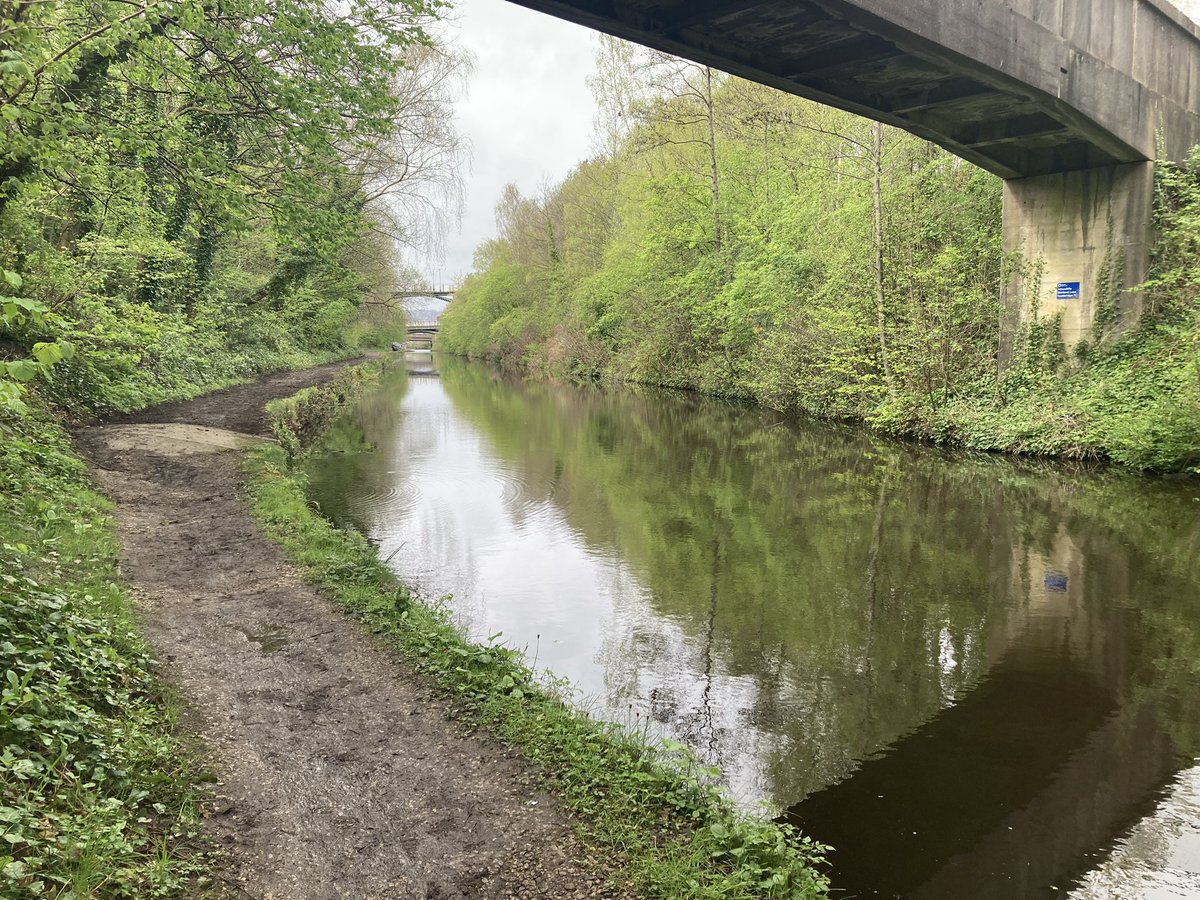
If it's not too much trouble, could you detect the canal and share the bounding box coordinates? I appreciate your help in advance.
[306,355,1200,899]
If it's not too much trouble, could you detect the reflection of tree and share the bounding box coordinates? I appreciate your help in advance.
[661,527,727,759]
[304,367,409,528]
[435,360,1015,800]
[859,459,893,731]
[312,358,1200,812]
[701,534,721,755]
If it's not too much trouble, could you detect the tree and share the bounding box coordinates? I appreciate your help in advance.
[0,0,469,415]
[442,68,1005,424]
[592,37,724,252]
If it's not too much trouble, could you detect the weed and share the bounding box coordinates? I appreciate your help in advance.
[0,407,208,897]
[265,363,385,462]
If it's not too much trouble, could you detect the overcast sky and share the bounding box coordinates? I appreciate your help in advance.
[434,0,599,284]
[434,0,1200,284]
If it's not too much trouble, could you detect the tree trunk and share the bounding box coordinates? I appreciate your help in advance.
[705,67,721,253]
[872,122,897,400]
[188,219,221,317]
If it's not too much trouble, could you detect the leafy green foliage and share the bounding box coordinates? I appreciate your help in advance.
[440,79,1003,421]
[246,424,831,899]
[0,0,454,420]
[0,406,207,897]
[0,269,75,414]
[875,152,1200,472]
[0,0,467,893]
[441,65,1200,473]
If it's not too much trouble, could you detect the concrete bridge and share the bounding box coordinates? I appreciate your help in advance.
[404,323,439,348]
[392,290,456,302]
[502,0,1200,349]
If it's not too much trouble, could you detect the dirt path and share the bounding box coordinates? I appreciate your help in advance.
[75,363,624,900]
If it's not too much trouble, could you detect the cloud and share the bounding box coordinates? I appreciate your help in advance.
[435,0,600,282]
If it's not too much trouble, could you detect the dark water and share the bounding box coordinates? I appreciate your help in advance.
[307,355,1200,899]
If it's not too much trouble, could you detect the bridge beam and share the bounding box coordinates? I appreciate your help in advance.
[1001,161,1154,360]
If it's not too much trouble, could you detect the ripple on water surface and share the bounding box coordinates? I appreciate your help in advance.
[1070,766,1200,899]
[492,468,529,506]
[356,479,423,519]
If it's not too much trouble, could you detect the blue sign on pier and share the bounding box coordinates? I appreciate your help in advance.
[1056,281,1081,300]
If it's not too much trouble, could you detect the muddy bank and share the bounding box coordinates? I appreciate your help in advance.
[75,364,625,899]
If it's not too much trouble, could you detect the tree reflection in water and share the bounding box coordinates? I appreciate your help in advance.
[306,357,1200,898]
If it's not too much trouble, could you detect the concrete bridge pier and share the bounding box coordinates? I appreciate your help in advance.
[1001,161,1156,358]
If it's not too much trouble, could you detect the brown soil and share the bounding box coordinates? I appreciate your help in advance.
[75,363,628,900]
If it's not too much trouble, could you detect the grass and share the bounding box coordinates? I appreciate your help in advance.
[243,376,831,900]
[265,362,385,462]
[0,344,376,897]
[867,313,1200,475]
[0,406,210,898]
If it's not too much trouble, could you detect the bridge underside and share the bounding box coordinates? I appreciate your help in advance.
[405,329,438,348]
[504,0,1200,352]
[501,0,1156,179]
[394,292,454,301]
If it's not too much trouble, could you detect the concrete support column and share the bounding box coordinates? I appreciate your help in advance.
[1001,161,1155,360]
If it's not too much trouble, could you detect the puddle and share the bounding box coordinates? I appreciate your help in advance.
[236,624,292,653]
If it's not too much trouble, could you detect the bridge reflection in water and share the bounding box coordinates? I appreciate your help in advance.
[786,532,1180,898]
[307,358,1200,899]
[402,351,439,378]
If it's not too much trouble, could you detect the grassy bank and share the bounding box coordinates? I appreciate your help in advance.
[265,363,385,463]
[1,0,448,888]
[245,373,831,899]
[0,407,209,898]
[442,306,1200,477]
[867,311,1200,474]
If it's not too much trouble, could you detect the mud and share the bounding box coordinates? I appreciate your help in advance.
[75,363,627,900]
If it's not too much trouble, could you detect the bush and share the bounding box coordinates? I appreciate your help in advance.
[0,409,207,897]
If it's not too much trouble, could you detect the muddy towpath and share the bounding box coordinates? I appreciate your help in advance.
[75,363,625,900]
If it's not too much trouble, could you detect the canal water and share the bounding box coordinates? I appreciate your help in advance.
[306,355,1200,899]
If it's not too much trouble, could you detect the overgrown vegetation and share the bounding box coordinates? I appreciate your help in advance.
[3,2,1196,891]
[0,0,469,894]
[246,416,831,899]
[0,408,208,897]
[439,41,1200,474]
[266,364,385,462]
[876,151,1200,473]
[0,0,469,417]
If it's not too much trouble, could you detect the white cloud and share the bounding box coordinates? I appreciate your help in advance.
[433,0,600,284]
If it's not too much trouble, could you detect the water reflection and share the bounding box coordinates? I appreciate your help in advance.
[307,356,1200,898]
[401,350,438,378]
[1072,765,1200,899]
